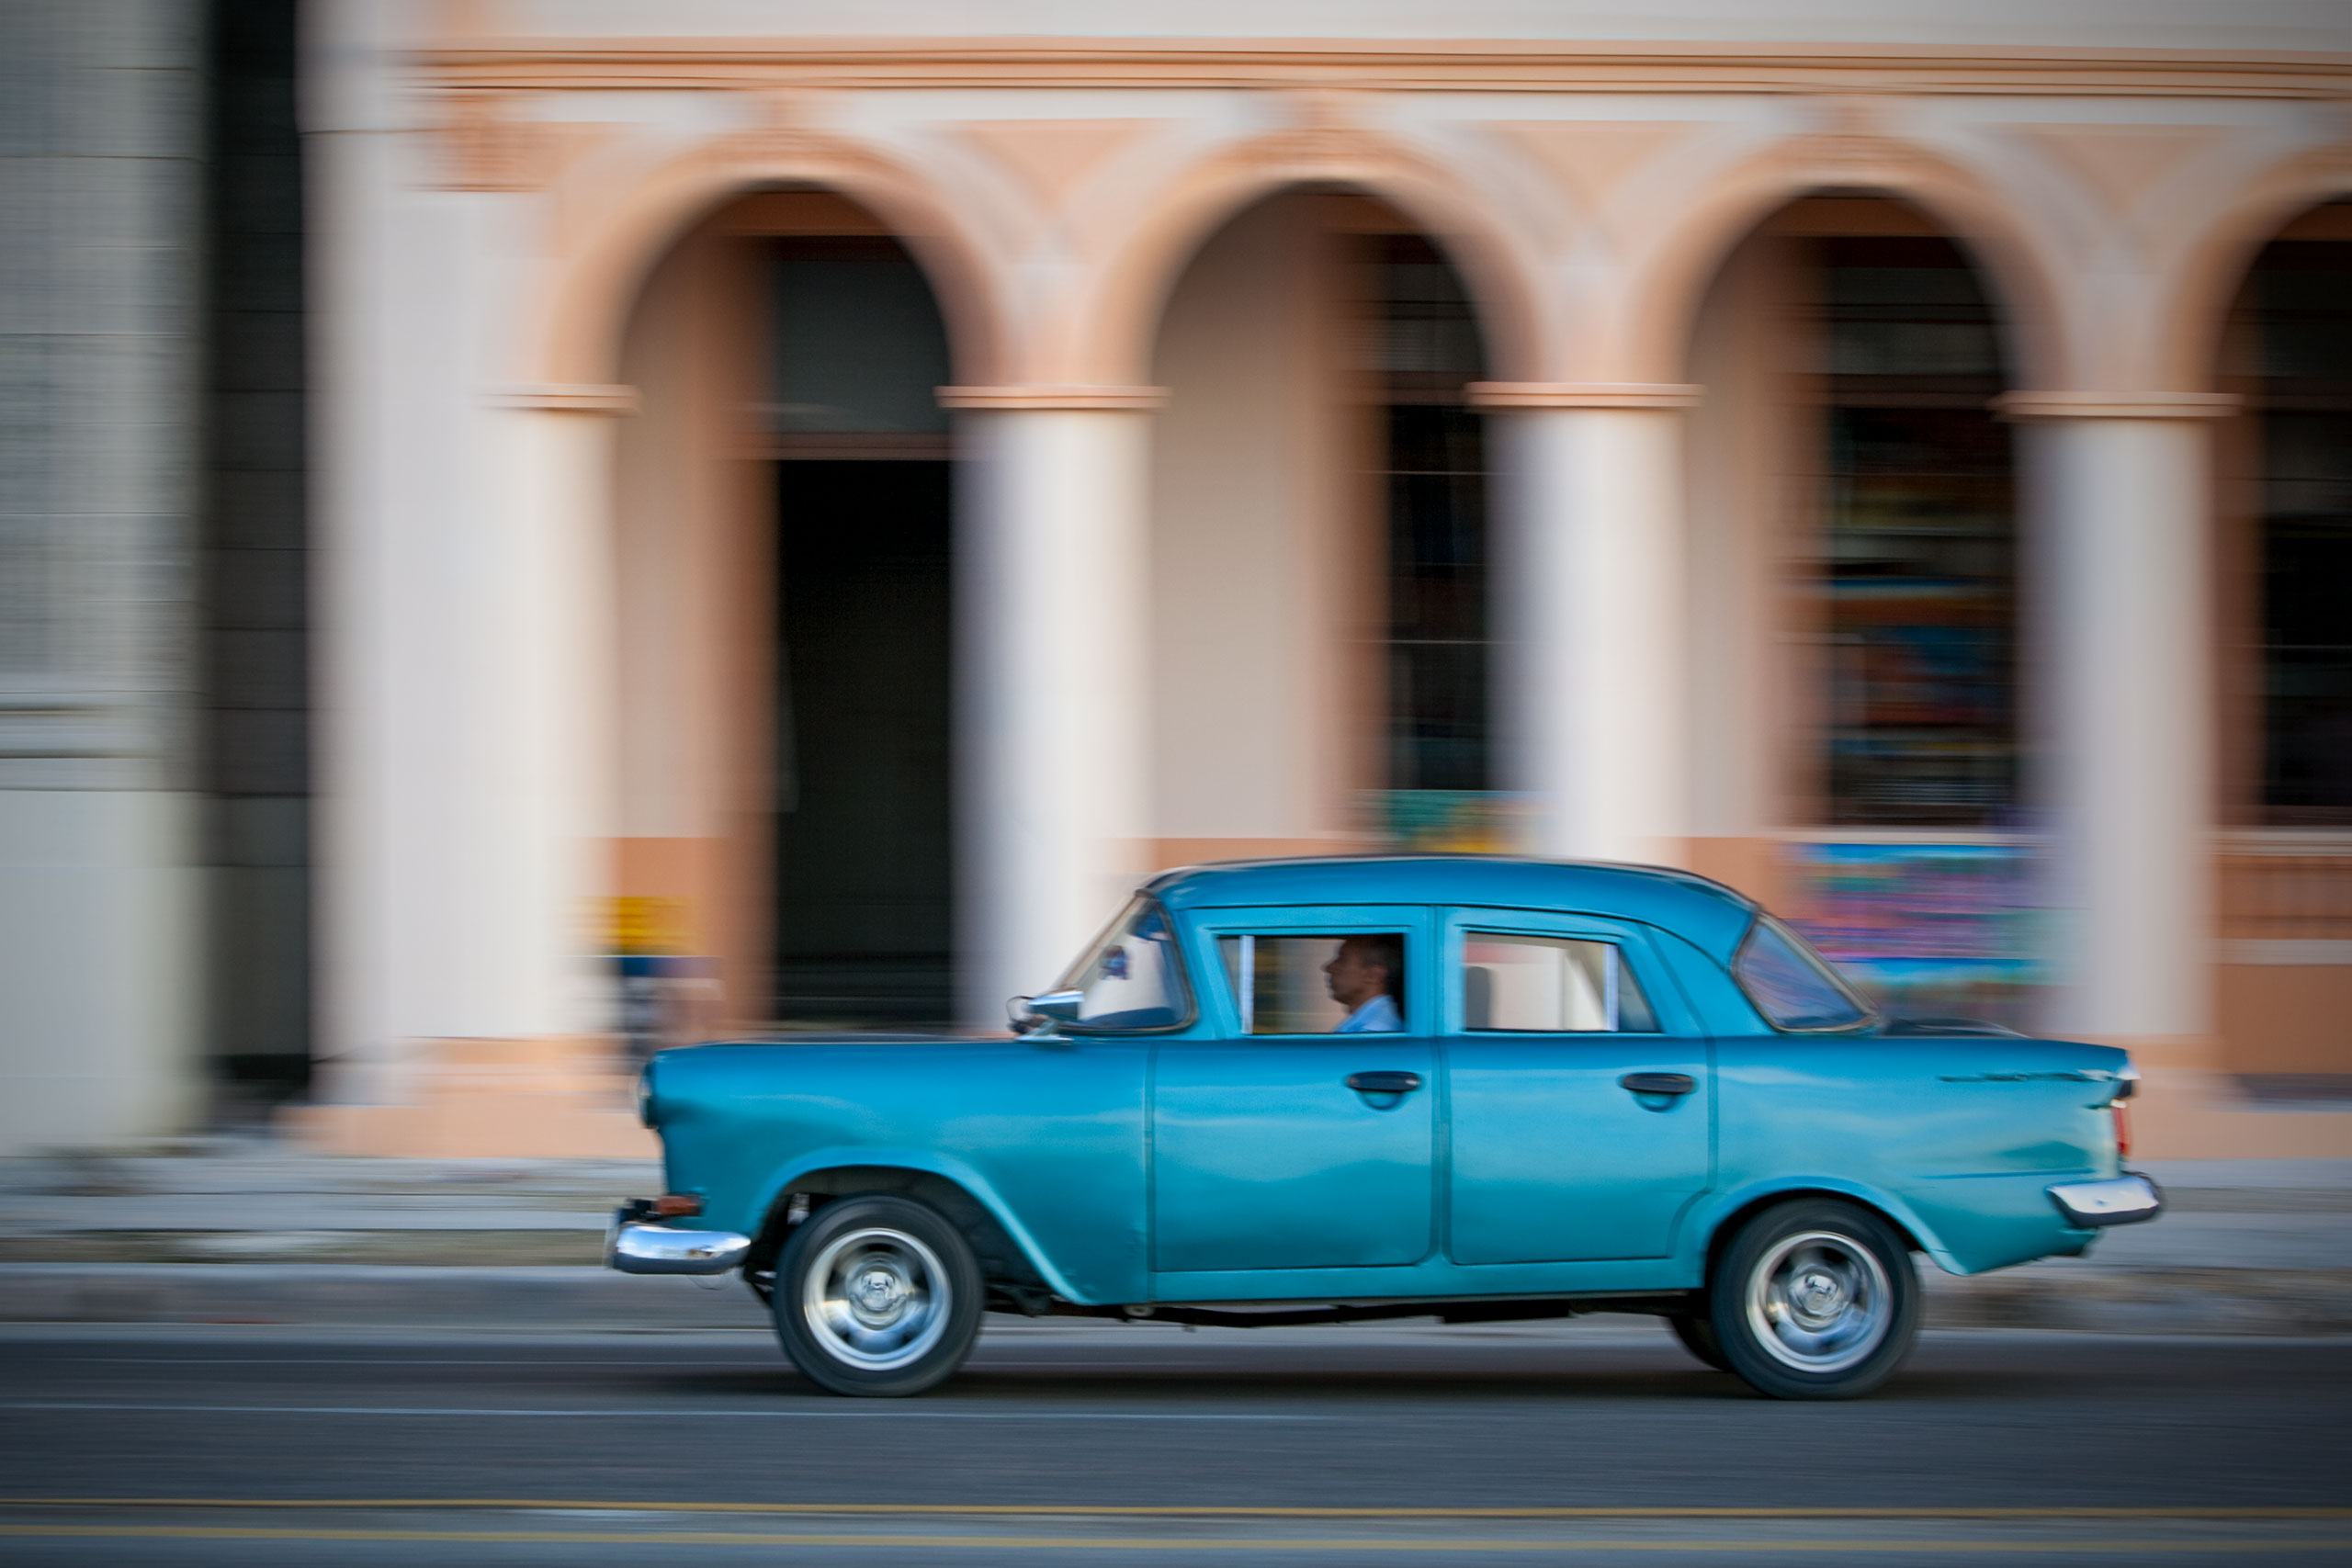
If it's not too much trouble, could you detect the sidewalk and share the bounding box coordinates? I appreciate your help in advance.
[0,1144,2345,1333]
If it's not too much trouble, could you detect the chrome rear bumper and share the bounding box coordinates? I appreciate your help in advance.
[605,1207,752,1276]
[2047,1173,2164,1228]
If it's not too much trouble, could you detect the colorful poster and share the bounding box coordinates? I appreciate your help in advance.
[1375,790,1528,853]
[1789,841,2044,1028]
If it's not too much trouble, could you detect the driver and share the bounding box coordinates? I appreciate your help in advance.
[1325,934,1405,1033]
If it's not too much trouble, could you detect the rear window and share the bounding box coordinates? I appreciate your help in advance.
[1733,916,1874,1032]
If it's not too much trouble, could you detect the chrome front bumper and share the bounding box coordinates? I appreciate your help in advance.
[2047,1173,2165,1228]
[605,1206,752,1276]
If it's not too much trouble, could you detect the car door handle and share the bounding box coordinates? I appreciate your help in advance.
[1345,1071,1423,1094]
[1619,1072,1697,1096]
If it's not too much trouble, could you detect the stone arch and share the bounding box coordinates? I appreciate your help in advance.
[1077,132,1554,389]
[2158,149,2352,393]
[1621,139,2071,391]
[528,131,1012,392]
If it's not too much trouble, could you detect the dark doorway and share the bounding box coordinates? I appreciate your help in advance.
[765,231,956,1029]
[201,0,311,1117]
[772,461,953,1027]
[2243,230,2352,824]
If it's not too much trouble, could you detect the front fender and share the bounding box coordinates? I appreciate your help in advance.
[747,1145,1101,1305]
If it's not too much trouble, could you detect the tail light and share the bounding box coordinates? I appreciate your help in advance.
[2110,1057,2139,1160]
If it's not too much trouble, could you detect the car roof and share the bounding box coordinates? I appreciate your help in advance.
[1146,855,1758,961]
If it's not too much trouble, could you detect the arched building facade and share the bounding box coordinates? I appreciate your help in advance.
[274,4,2352,1158]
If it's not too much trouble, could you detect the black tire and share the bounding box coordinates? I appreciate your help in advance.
[1668,1311,1731,1371]
[774,1193,984,1397]
[1707,1198,1919,1400]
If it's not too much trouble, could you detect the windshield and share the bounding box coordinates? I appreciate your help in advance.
[1048,896,1193,1032]
[1733,915,1876,1032]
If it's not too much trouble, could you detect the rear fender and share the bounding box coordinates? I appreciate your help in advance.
[1688,1176,1967,1277]
[751,1145,1093,1304]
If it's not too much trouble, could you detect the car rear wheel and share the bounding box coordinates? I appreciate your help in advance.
[774,1194,984,1397]
[1667,1311,1730,1371]
[1707,1198,1918,1400]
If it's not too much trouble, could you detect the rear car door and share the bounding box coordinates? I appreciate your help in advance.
[1442,908,1713,1264]
[1150,905,1437,1276]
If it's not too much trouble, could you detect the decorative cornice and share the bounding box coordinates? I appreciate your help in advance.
[1990,390,2242,421]
[417,38,2352,97]
[432,90,558,190]
[724,87,849,163]
[1467,381,1704,411]
[1783,94,1931,186]
[937,385,1169,411]
[497,383,642,414]
[1255,86,1380,166]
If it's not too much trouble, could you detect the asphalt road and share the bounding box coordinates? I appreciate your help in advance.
[1,1318,2347,1564]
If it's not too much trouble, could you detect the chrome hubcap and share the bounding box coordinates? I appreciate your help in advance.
[1745,1229,1893,1373]
[802,1226,950,1371]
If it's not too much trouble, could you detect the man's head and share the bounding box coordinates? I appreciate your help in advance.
[1324,934,1404,1011]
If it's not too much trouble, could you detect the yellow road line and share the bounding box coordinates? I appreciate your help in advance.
[2,1499,2347,1521]
[0,1526,2346,1553]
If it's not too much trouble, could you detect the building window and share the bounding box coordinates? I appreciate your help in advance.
[1372,236,1492,835]
[2245,232,2352,824]
[1813,237,2018,827]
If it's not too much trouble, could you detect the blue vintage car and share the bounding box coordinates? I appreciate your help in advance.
[608,856,2158,1400]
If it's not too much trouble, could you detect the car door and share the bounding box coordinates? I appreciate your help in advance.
[1150,905,1437,1276]
[1442,908,1713,1264]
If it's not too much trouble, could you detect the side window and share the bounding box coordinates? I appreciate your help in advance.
[1216,933,1408,1035]
[1461,932,1660,1033]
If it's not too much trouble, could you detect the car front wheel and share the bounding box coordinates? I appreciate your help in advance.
[774,1193,984,1397]
[1707,1198,1919,1400]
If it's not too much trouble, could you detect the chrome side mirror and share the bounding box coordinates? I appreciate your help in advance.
[1027,987,1085,1023]
[1009,988,1086,1034]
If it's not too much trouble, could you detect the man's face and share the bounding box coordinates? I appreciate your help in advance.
[1324,938,1388,1010]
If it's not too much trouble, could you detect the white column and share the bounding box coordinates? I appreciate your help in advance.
[945,388,1160,1030]
[318,385,625,1105]
[483,400,626,1042]
[2007,392,2234,1052]
[1476,385,1699,868]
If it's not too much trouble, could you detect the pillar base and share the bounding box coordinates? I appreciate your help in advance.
[2121,1057,2352,1160]
[281,1036,658,1158]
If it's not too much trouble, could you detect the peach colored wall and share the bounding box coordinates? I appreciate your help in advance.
[1685,230,1797,846]
[2217,964,2352,1076]
[1686,837,1794,918]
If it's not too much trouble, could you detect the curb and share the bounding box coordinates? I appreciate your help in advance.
[1921,1265,2352,1336]
[2,1262,2346,1335]
[0,1265,768,1331]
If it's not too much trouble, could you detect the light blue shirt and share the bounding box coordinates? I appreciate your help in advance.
[1335,993,1403,1033]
